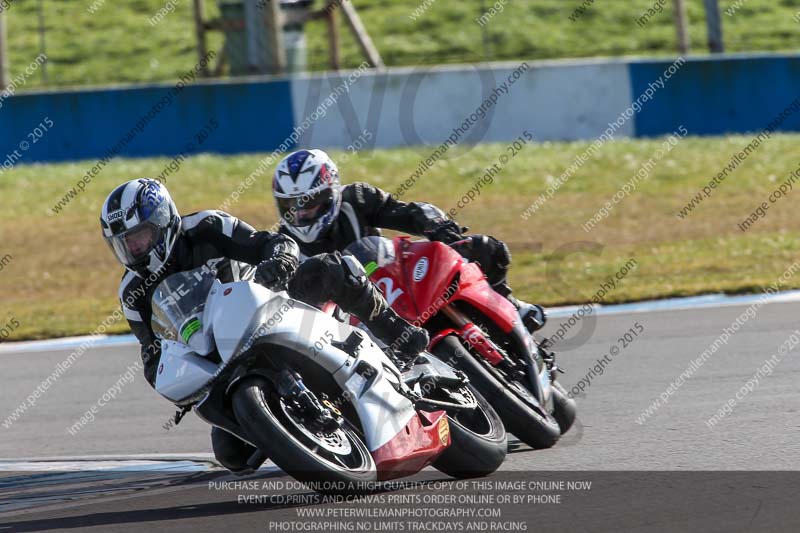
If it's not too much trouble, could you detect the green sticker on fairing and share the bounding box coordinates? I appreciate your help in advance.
[364,261,379,276]
[180,317,202,343]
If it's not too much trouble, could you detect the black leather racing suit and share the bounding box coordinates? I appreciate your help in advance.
[118,210,297,387]
[118,209,418,472]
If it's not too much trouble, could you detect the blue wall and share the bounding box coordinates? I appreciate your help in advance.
[630,54,800,137]
[2,53,800,165]
[0,80,296,163]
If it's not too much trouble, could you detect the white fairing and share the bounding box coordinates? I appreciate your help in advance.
[333,336,416,450]
[155,340,220,402]
[155,278,415,451]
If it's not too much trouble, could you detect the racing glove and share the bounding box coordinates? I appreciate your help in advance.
[423,219,469,244]
[255,253,298,290]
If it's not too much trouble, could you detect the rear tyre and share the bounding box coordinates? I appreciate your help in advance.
[432,384,507,478]
[551,381,577,434]
[232,375,376,491]
[432,335,560,449]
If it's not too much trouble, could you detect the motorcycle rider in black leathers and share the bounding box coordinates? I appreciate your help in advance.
[271,149,546,333]
[100,178,428,473]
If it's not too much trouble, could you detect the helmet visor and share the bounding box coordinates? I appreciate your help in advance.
[104,200,172,267]
[276,188,334,227]
[106,224,160,267]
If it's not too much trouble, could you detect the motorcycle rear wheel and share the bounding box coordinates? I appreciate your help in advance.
[431,383,508,478]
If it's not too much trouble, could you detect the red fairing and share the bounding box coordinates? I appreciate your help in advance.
[401,240,463,326]
[372,410,450,480]
[452,261,519,333]
[366,238,460,324]
[365,241,420,323]
[367,237,518,333]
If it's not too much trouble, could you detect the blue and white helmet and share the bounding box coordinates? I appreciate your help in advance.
[100,179,181,275]
[273,149,342,243]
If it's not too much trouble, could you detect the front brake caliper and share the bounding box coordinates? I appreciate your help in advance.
[276,369,341,433]
[538,339,564,381]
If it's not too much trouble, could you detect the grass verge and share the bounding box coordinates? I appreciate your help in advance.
[2,133,800,340]
[4,0,800,89]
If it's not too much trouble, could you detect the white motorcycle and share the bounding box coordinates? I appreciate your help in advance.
[152,265,507,488]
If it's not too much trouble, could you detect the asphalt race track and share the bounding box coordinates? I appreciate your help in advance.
[2,300,800,532]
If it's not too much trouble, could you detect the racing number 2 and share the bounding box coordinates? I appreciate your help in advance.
[375,277,404,306]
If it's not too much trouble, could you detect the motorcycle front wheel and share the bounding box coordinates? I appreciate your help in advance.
[232,375,376,491]
[432,335,561,450]
[551,380,577,434]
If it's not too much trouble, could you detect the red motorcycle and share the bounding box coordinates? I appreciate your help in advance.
[345,236,576,449]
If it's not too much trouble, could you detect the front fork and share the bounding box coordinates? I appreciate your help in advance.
[438,304,547,405]
[275,369,342,433]
[538,337,564,383]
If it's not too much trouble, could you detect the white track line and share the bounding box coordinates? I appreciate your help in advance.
[0,454,285,474]
[4,290,800,354]
[547,290,800,318]
[0,454,219,472]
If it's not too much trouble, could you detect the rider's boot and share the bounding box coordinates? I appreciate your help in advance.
[364,307,430,363]
[339,272,429,362]
[288,253,429,363]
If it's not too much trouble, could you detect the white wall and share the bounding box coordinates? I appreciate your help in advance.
[289,60,634,150]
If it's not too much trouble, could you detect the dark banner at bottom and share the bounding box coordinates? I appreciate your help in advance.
[2,470,798,532]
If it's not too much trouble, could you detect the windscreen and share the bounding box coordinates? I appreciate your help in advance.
[343,236,396,276]
[151,266,216,343]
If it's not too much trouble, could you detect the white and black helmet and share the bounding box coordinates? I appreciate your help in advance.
[273,149,342,243]
[100,178,181,275]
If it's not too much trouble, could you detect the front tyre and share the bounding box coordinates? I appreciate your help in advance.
[432,384,507,478]
[232,376,376,490]
[432,335,560,449]
[551,381,577,434]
